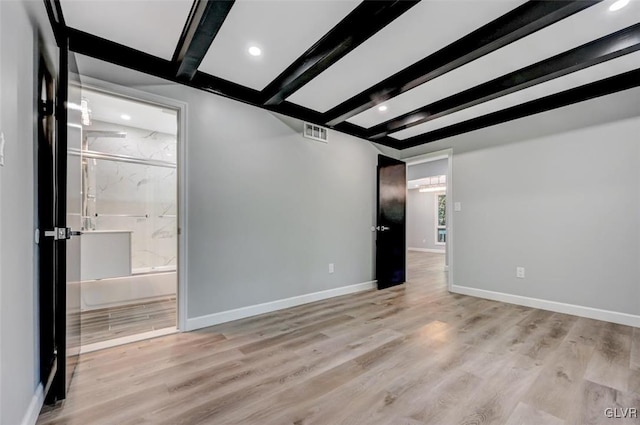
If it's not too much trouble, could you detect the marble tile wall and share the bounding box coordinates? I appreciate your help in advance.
[84,120,177,271]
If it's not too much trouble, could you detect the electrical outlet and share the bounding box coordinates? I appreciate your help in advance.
[454,202,461,211]
[516,267,525,279]
[329,263,334,274]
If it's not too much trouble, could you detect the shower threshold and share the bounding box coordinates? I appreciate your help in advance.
[80,297,177,352]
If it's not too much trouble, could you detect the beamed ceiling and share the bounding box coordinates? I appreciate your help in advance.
[45,0,640,150]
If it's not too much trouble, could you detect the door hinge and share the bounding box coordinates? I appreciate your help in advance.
[40,99,54,117]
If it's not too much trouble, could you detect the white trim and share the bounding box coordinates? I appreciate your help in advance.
[186,281,377,331]
[404,148,453,291]
[73,76,189,332]
[20,384,43,425]
[451,285,640,328]
[408,247,445,254]
[80,327,178,354]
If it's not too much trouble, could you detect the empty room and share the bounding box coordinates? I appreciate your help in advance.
[2,0,640,424]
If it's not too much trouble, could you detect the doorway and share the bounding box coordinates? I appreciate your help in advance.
[75,87,181,352]
[405,150,453,290]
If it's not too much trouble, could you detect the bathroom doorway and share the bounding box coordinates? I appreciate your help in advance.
[76,87,181,352]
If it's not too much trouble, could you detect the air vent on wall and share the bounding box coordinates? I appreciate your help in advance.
[303,122,328,143]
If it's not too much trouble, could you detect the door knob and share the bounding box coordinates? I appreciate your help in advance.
[376,226,390,232]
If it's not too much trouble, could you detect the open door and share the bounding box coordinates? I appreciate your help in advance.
[376,155,406,289]
[37,53,57,399]
[39,41,82,404]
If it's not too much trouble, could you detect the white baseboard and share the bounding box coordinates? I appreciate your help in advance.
[186,280,377,331]
[408,247,445,254]
[21,384,43,425]
[451,285,640,328]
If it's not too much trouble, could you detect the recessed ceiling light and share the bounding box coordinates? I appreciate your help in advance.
[609,0,629,11]
[121,114,131,120]
[248,46,262,57]
[378,105,388,112]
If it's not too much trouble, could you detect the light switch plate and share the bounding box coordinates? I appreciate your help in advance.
[454,202,461,212]
[0,132,5,166]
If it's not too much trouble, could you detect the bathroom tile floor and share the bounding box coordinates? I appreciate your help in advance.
[80,298,177,346]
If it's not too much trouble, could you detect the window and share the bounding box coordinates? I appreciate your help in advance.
[436,192,446,245]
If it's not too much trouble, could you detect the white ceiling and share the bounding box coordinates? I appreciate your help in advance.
[198,0,360,91]
[60,0,193,60]
[348,0,640,130]
[81,88,178,135]
[287,0,527,112]
[61,0,640,149]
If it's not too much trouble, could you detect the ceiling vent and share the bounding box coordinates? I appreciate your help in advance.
[303,122,328,143]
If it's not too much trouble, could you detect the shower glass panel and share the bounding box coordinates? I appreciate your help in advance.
[86,158,177,272]
[82,118,178,272]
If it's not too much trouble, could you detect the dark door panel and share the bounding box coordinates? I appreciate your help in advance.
[40,39,82,404]
[37,54,57,396]
[376,155,406,289]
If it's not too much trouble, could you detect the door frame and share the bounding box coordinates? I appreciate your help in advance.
[77,75,189,331]
[404,148,453,292]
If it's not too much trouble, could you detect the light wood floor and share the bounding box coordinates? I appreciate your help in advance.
[81,298,177,346]
[39,252,640,425]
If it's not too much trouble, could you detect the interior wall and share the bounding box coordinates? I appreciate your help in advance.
[407,189,444,251]
[0,1,57,424]
[0,0,4,419]
[400,90,640,319]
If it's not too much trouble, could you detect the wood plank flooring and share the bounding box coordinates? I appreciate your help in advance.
[81,298,177,346]
[39,252,640,425]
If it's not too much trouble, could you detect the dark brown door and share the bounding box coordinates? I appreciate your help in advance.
[376,155,406,289]
[39,42,82,404]
[37,54,57,399]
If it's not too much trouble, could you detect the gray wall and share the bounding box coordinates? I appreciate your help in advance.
[0,1,57,424]
[407,189,444,251]
[0,1,4,418]
[77,62,385,320]
[401,89,640,317]
[141,84,381,318]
